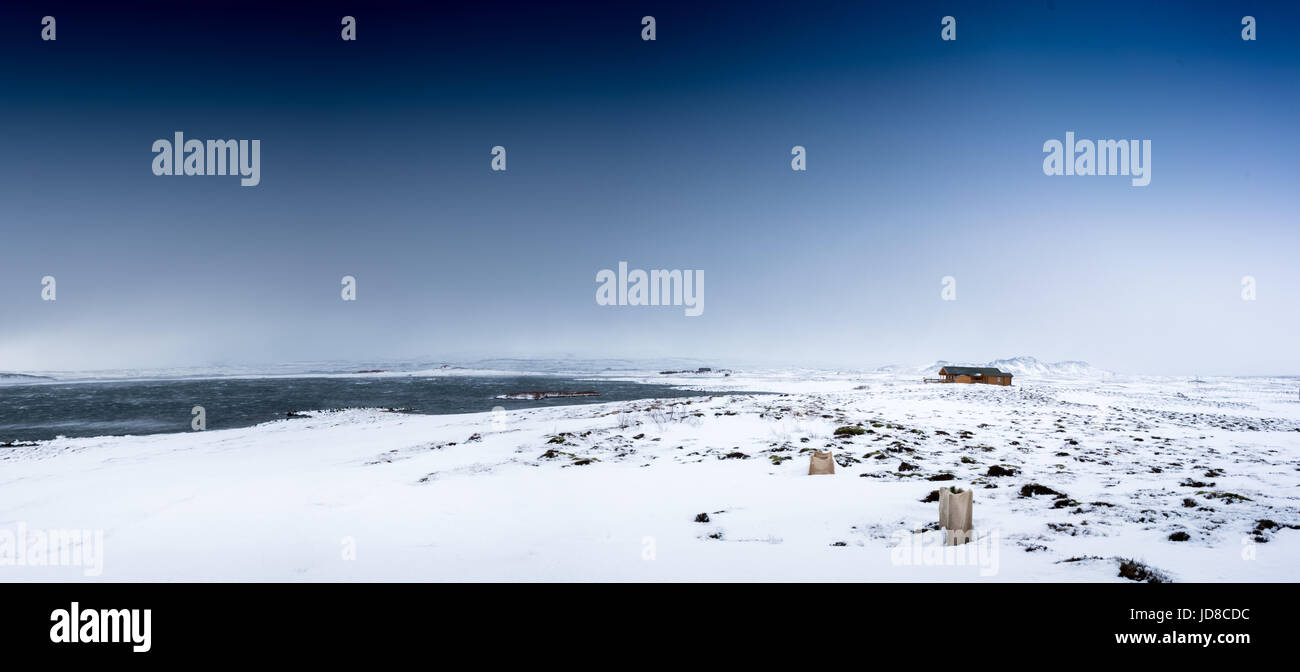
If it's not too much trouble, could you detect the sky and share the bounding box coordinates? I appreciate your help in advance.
[0,0,1297,376]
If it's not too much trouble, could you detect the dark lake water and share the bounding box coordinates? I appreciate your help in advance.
[0,375,731,443]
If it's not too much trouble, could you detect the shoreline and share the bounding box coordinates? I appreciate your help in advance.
[0,374,754,445]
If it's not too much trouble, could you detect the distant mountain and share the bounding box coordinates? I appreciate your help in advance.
[876,356,1107,378]
[0,373,55,384]
[986,357,1104,377]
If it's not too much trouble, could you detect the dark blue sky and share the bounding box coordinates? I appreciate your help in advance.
[1,1,1297,374]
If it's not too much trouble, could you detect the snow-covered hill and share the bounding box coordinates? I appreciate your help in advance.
[985,356,1106,378]
[5,372,1297,581]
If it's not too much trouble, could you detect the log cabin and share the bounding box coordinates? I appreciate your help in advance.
[924,366,1013,386]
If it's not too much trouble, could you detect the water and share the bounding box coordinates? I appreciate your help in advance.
[0,375,735,443]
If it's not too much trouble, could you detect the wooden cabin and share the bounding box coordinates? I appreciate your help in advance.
[924,366,1013,386]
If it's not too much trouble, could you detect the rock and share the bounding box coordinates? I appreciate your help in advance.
[1117,558,1170,583]
[1019,483,1064,498]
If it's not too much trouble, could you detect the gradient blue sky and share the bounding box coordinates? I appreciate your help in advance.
[1,1,1297,375]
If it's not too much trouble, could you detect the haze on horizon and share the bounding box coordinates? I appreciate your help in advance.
[1,1,1297,378]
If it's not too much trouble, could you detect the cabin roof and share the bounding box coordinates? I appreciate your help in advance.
[939,366,1012,377]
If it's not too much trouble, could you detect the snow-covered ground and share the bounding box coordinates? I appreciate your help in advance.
[3,372,1298,581]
